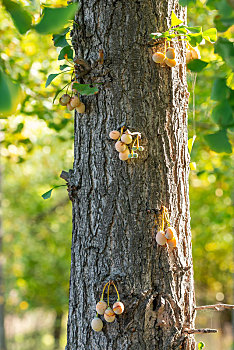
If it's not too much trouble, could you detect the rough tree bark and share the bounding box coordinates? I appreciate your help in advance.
[65,0,196,349]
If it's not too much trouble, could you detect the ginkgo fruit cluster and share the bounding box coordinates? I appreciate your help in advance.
[109,127,144,161]
[152,45,177,68]
[155,206,177,248]
[91,281,124,332]
[59,93,85,114]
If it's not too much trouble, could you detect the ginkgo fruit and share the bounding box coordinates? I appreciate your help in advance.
[165,227,176,240]
[76,103,85,114]
[119,149,130,161]
[166,48,175,59]
[152,52,165,64]
[70,96,81,108]
[104,307,115,323]
[96,300,108,315]
[121,134,132,144]
[156,231,167,246]
[91,317,103,332]
[59,94,71,106]
[164,58,177,67]
[115,141,127,152]
[113,301,124,315]
[109,130,120,140]
[67,102,75,111]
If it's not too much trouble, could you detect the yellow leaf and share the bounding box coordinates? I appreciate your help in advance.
[188,135,196,154]
[171,11,183,27]
[190,162,196,170]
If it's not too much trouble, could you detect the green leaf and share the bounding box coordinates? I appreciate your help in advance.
[211,101,233,127]
[187,59,208,72]
[0,70,21,117]
[171,11,183,27]
[34,3,79,34]
[188,135,196,154]
[203,28,217,43]
[211,78,228,101]
[45,73,61,88]
[60,64,70,70]
[58,45,73,60]
[42,185,66,200]
[198,342,205,350]
[187,32,203,46]
[52,28,70,47]
[204,129,232,153]
[186,26,202,34]
[214,38,234,69]
[2,0,32,34]
[72,83,99,96]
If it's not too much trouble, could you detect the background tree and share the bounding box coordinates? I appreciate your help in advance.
[64,1,197,349]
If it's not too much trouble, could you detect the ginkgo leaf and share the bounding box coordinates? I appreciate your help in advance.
[171,11,183,27]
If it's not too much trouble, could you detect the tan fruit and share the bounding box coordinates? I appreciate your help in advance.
[91,317,103,332]
[121,134,132,144]
[156,231,167,246]
[152,52,165,64]
[164,58,177,67]
[59,94,71,106]
[70,96,81,108]
[165,226,176,240]
[113,301,124,315]
[115,141,127,152]
[76,103,85,114]
[186,50,193,64]
[191,47,201,60]
[167,236,177,248]
[96,300,108,315]
[166,47,176,59]
[119,149,130,161]
[109,130,120,140]
[67,102,74,111]
[104,307,115,323]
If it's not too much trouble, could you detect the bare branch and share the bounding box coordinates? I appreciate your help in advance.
[184,328,218,334]
[196,304,234,311]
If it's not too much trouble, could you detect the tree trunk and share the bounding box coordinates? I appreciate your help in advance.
[65,0,196,349]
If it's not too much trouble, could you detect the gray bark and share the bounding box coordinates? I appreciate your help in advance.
[65,0,196,349]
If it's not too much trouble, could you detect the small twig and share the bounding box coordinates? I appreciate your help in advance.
[60,170,69,182]
[184,328,218,334]
[196,304,234,311]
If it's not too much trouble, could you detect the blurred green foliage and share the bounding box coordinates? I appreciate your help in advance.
[0,0,233,349]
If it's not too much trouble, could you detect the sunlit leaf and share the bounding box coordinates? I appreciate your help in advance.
[188,135,196,154]
[204,129,232,153]
[198,342,205,350]
[72,83,99,96]
[34,3,79,34]
[171,11,183,27]
[203,28,217,43]
[2,0,32,34]
[58,45,73,60]
[187,59,208,72]
[60,64,70,71]
[190,162,196,170]
[186,26,202,34]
